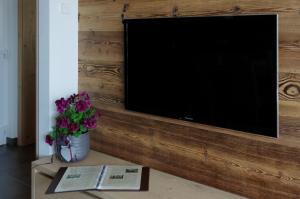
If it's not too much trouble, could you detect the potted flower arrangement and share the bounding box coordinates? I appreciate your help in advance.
[45,92,100,162]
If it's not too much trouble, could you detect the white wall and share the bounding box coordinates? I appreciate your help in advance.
[7,0,19,139]
[37,0,78,157]
[0,0,9,145]
[0,0,18,145]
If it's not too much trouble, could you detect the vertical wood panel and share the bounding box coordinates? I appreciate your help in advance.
[19,0,36,145]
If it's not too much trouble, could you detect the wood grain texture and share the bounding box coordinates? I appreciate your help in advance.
[279,73,300,117]
[78,62,124,107]
[280,73,300,101]
[79,0,124,31]
[91,108,300,199]
[88,105,300,199]
[19,0,36,146]
[79,0,300,198]
[79,31,123,64]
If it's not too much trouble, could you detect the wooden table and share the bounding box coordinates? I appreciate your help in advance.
[31,150,245,199]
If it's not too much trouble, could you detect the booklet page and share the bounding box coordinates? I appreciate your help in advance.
[98,165,142,190]
[55,166,103,192]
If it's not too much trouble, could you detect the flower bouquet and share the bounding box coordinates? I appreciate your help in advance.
[45,92,100,162]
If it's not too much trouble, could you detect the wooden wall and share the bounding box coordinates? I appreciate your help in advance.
[79,0,300,198]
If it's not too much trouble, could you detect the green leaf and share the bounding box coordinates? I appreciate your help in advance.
[85,108,96,118]
[50,126,61,139]
[73,131,81,137]
[71,112,83,123]
[58,128,69,135]
[65,105,76,117]
[80,124,87,133]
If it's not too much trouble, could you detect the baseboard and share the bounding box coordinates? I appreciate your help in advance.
[6,137,17,146]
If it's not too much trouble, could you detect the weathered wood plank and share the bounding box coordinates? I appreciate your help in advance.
[79,76,123,101]
[173,0,300,16]
[91,108,300,199]
[79,0,125,31]
[79,62,123,79]
[78,61,124,107]
[124,0,173,19]
[79,31,123,64]
[280,46,300,74]
[280,116,300,138]
[280,101,300,118]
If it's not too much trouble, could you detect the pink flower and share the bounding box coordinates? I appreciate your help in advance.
[45,135,53,146]
[84,116,97,129]
[69,123,80,132]
[79,92,91,106]
[68,93,79,104]
[55,98,69,113]
[79,91,89,100]
[57,117,70,128]
[76,100,89,112]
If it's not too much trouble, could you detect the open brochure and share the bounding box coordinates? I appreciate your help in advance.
[46,165,149,194]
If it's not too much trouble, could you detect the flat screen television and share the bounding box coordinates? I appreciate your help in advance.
[123,15,278,137]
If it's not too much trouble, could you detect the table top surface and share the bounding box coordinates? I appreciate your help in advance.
[32,150,245,199]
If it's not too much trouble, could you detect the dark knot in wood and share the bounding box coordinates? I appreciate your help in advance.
[279,73,300,101]
[284,84,300,98]
[123,3,129,13]
[233,6,241,13]
[173,6,179,17]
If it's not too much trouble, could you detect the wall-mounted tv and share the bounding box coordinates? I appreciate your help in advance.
[124,15,278,137]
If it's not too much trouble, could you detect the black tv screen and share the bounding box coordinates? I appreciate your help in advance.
[124,15,278,137]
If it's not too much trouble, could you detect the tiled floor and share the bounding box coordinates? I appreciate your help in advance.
[0,144,35,199]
